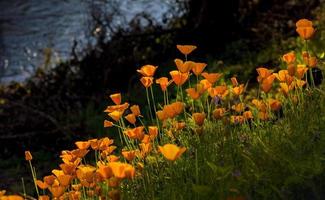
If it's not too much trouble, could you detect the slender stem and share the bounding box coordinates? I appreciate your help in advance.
[28,161,39,197]
[146,87,154,122]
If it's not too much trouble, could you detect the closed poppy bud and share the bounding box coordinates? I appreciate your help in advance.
[176,45,197,55]
[231,77,238,86]
[104,120,113,128]
[25,151,32,161]
[137,65,157,77]
[130,105,141,117]
[125,113,136,125]
[140,77,154,88]
[109,93,121,105]
[213,108,226,119]
[191,62,207,76]
[159,144,186,161]
[192,112,206,126]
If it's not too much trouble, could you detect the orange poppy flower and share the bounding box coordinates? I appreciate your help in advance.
[109,93,121,105]
[130,105,141,117]
[201,72,223,84]
[231,77,239,86]
[307,56,317,68]
[156,110,168,121]
[43,175,56,186]
[57,174,72,187]
[36,180,49,190]
[104,120,113,128]
[124,126,144,140]
[1,195,24,200]
[140,77,154,88]
[125,113,136,125]
[176,45,197,55]
[174,59,195,73]
[296,65,308,79]
[256,67,273,83]
[279,83,291,96]
[141,134,150,144]
[59,162,78,175]
[258,111,269,121]
[122,150,137,162]
[76,165,96,187]
[38,195,50,200]
[231,103,245,113]
[252,99,267,112]
[292,79,306,88]
[213,108,226,119]
[296,19,315,40]
[186,88,201,100]
[230,115,245,124]
[268,99,282,111]
[282,52,296,64]
[108,162,136,179]
[48,186,65,198]
[139,142,152,157]
[104,102,129,113]
[232,84,245,96]
[107,155,120,162]
[243,111,253,120]
[156,77,173,91]
[148,126,158,140]
[108,110,123,122]
[208,85,228,98]
[273,70,294,85]
[75,141,90,150]
[173,121,186,130]
[25,151,32,161]
[261,74,275,93]
[200,79,212,90]
[136,65,158,77]
[159,144,186,161]
[169,70,189,86]
[191,62,207,76]
[192,112,206,126]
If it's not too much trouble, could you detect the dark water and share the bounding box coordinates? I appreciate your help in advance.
[0,0,181,83]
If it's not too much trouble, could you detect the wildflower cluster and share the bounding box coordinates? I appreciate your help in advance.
[1,18,323,200]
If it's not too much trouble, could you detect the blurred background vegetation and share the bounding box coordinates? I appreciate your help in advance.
[0,0,324,191]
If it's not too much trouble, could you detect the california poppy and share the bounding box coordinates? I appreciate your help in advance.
[170,70,189,86]
[261,74,275,93]
[213,108,226,119]
[130,105,141,117]
[25,151,32,161]
[201,72,223,84]
[140,77,154,88]
[137,65,158,77]
[125,113,136,125]
[156,77,173,91]
[122,150,137,162]
[296,19,315,40]
[233,84,245,96]
[109,93,121,105]
[176,45,197,56]
[174,59,195,73]
[296,65,308,79]
[191,62,207,76]
[159,144,186,161]
[231,77,238,86]
[186,88,201,100]
[108,110,123,122]
[148,126,158,140]
[192,112,206,126]
[282,52,296,64]
[256,67,272,83]
[231,103,245,113]
[104,120,113,128]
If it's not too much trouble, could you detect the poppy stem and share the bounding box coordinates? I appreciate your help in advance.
[21,177,26,199]
[28,160,39,197]
[146,87,154,123]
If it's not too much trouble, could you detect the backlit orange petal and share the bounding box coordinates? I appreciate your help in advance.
[109,93,121,105]
[201,72,223,84]
[159,144,186,161]
[192,112,206,126]
[140,77,154,88]
[125,113,136,124]
[75,141,90,150]
[176,45,197,55]
[191,62,207,76]
[137,65,157,77]
[169,70,189,86]
[104,120,114,127]
[25,151,32,161]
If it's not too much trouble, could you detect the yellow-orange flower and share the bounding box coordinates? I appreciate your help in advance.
[268,99,282,111]
[201,72,223,84]
[296,65,308,79]
[208,85,228,98]
[104,120,113,127]
[261,74,275,93]
[148,126,158,140]
[137,65,158,77]
[230,115,245,124]
[307,56,317,68]
[48,186,65,198]
[140,77,154,88]
[191,62,207,76]
[108,110,123,122]
[124,126,144,140]
[156,77,172,91]
[282,52,296,64]
[109,93,121,105]
[296,19,315,40]
[130,105,141,117]
[122,150,137,162]
[176,45,197,55]
[186,88,201,100]
[0,195,24,200]
[75,141,90,150]
[25,151,32,161]
[231,103,245,113]
[158,144,186,161]
[213,108,226,119]
[273,70,293,85]
[170,70,189,86]
[192,112,206,126]
[243,111,253,120]
[108,162,135,179]
[104,102,129,113]
[125,113,136,125]
[232,84,245,96]
[256,67,273,83]
[174,59,195,73]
